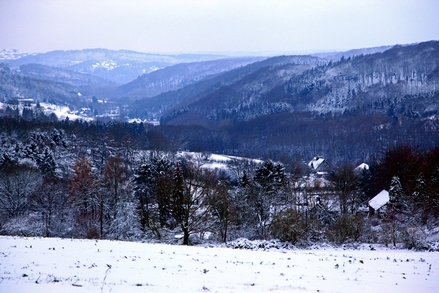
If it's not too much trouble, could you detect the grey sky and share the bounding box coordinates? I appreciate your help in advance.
[1,0,438,54]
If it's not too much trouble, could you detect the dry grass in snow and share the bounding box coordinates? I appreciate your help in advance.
[1,236,438,292]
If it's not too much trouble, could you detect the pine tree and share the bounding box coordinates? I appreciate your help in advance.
[36,147,56,177]
[133,157,154,231]
[133,152,176,235]
[413,173,429,218]
[385,176,404,247]
[426,167,439,218]
[389,175,404,211]
[171,161,187,241]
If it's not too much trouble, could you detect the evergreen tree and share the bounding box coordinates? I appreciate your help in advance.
[413,173,429,218]
[133,157,154,231]
[132,153,175,235]
[241,160,287,239]
[36,147,56,177]
[389,175,404,211]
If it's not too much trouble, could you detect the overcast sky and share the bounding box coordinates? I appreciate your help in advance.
[1,0,438,54]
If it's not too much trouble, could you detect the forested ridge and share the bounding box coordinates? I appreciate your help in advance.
[1,117,438,248]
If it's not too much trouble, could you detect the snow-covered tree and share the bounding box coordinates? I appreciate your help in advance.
[133,152,175,235]
[101,155,128,236]
[29,176,68,237]
[0,163,42,224]
[237,160,287,239]
[107,197,141,240]
[36,146,56,176]
[389,175,404,211]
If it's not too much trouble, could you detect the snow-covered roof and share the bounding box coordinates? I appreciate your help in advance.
[368,189,389,210]
[308,157,325,170]
[355,163,369,171]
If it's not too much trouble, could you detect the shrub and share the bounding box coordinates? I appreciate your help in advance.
[401,226,427,250]
[327,214,364,244]
[270,208,317,245]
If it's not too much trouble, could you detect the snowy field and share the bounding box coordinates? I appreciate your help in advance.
[1,236,438,293]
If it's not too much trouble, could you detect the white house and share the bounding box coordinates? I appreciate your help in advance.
[355,163,369,172]
[308,157,331,175]
[368,189,389,216]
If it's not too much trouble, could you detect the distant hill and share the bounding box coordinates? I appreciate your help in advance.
[115,57,266,101]
[130,55,326,121]
[147,41,438,127]
[0,63,84,107]
[19,63,115,87]
[312,45,394,61]
[6,49,230,84]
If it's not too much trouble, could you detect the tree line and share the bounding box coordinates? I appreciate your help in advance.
[1,116,438,247]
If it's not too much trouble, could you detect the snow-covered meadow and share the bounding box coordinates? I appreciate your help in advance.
[1,236,438,293]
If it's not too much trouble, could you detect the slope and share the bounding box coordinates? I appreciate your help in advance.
[0,63,85,107]
[157,41,439,127]
[116,57,265,101]
[130,55,326,121]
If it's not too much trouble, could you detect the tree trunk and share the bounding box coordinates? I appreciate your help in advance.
[100,198,103,238]
[183,227,189,245]
[223,219,228,243]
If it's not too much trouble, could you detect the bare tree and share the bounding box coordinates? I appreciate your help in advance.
[0,163,42,221]
[170,161,215,245]
[329,164,362,215]
[29,176,68,237]
[101,155,128,237]
[68,157,99,238]
[207,180,237,242]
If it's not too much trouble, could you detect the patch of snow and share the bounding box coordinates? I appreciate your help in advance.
[39,102,93,121]
[149,66,160,71]
[91,60,118,70]
[209,154,233,162]
[127,118,160,125]
[202,162,228,170]
[0,49,35,61]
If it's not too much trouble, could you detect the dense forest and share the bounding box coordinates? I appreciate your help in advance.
[1,116,438,248]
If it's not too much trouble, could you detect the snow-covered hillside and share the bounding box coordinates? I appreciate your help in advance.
[0,101,93,122]
[0,49,34,61]
[0,236,438,293]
